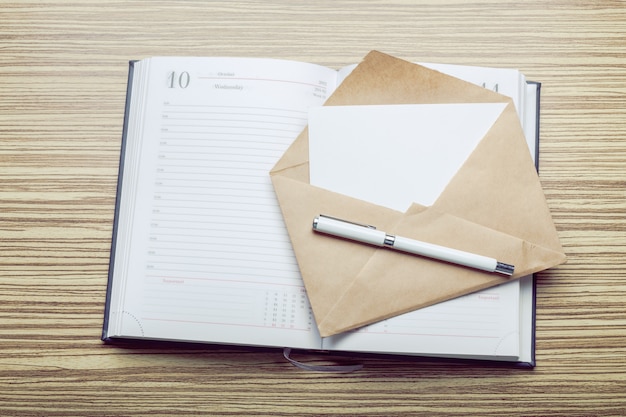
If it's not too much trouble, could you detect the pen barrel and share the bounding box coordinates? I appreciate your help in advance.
[391,236,498,273]
[313,216,386,246]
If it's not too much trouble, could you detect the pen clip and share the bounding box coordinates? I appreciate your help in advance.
[317,214,377,230]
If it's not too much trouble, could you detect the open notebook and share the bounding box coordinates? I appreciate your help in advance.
[102,55,540,366]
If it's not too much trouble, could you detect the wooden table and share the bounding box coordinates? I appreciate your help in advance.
[1,1,625,416]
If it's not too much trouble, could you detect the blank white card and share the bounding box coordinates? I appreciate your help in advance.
[308,103,507,212]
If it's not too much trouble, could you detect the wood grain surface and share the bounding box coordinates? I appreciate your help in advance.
[1,1,625,416]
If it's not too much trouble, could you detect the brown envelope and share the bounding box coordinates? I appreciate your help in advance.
[270,50,566,337]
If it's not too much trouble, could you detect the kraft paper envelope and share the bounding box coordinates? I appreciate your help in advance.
[269,50,566,337]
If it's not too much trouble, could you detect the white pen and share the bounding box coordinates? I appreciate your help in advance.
[312,214,514,277]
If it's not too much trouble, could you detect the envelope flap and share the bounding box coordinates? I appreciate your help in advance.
[325,50,511,106]
[432,101,564,253]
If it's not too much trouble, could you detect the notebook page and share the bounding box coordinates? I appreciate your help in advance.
[110,57,337,349]
[516,82,541,364]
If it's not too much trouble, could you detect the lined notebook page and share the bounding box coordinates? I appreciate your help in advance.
[110,57,337,348]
